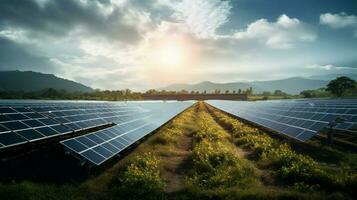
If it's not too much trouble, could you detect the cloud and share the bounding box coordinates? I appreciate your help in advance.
[320,12,357,28]
[0,0,151,43]
[234,14,316,49]
[305,64,356,71]
[320,12,357,36]
[171,0,232,38]
[1,0,355,90]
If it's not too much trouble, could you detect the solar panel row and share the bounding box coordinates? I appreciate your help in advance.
[207,99,357,141]
[0,101,191,151]
[61,101,193,165]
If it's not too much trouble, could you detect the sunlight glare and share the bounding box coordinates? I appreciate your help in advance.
[157,44,183,68]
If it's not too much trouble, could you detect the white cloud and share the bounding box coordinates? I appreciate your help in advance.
[320,12,357,28]
[305,64,356,71]
[0,28,30,43]
[234,14,316,49]
[320,12,357,37]
[5,0,357,90]
[50,57,145,90]
[171,0,232,38]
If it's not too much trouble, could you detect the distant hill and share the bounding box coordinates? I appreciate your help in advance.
[0,71,93,92]
[308,73,357,81]
[161,81,259,93]
[161,77,330,94]
[252,77,328,94]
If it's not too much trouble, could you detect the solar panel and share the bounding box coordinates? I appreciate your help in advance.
[0,100,192,150]
[207,99,357,141]
[61,101,193,165]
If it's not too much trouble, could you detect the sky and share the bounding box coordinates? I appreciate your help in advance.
[0,0,357,90]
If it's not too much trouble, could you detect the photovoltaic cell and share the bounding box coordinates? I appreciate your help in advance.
[0,132,27,146]
[15,129,44,141]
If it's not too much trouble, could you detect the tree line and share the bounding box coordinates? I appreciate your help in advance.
[0,76,355,100]
[300,76,356,98]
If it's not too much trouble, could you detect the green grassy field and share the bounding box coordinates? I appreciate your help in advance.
[0,102,356,200]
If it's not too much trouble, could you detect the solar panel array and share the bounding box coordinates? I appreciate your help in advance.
[0,101,143,149]
[61,101,193,165]
[207,99,357,141]
[0,100,193,166]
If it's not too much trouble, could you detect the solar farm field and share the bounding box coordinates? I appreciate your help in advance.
[0,100,356,200]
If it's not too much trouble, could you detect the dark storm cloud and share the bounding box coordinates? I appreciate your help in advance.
[0,37,54,72]
[0,0,142,43]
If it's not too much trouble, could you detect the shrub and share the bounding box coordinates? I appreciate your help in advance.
[260,143,298,168]
[195,129,227,142]
[112,153,166,200]
[261,144,338,190]
[192,140,238,173]
[237,134,276,155]
[189,140,256,189]
[151,127,181,145]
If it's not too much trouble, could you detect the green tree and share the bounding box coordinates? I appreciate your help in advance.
[273,90,287,96]
[246,87,253,95]
[300,90,313,98]
[326,76,356,97]
[125,89,131,95]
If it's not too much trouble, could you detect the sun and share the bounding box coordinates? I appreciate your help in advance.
[140,34,201,85]
[156,44,183,68]
[153,42,185,69]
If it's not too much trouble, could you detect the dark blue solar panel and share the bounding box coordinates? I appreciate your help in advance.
[0,132,27,146]
[92,146,112,158]
[62,139,87,152]
[15,129,44,141]
[38,118,59,125]
[102,142,119,153]
[24,112,45,119]
[22,119,45,128]
[50,125,72,134]
[76,136,96,147]
[1,121,29,131]
[12,107,31,113]
[207,99,357,142]
[0,100,193,154]
[61,101,194,165]
[35,127,59,137]
[5,114,29,121]
[81,150,105,165]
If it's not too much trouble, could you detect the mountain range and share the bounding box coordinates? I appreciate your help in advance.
[0,71,93,93]
[160,74,357,94]
[0,71,355,95]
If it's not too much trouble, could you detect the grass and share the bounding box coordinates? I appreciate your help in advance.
[1,102,356,200]
[110,152,166,200]
[206,103,357,198]
[187,103,259,191]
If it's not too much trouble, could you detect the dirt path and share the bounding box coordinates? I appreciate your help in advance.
[160,108,198,192]
[203,102,275,185]
[84,102,272,196]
